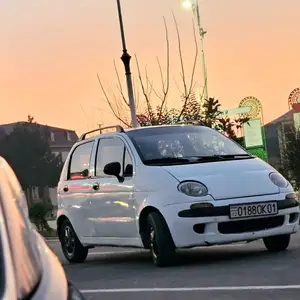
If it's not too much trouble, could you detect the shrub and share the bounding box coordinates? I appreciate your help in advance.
[29,202,53,232]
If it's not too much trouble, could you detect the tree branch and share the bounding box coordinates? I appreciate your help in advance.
[113,60,129,107]
[96,73,130,127]
[173,14,199,121]
[172,12,187,97]
[157,17,170,121]
[135,54,154,121]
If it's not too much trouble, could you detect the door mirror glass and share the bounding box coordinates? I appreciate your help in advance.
[124,164,133,177]
[124,149,133,177]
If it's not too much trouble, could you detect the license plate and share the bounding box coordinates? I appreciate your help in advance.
[229,201,278,219]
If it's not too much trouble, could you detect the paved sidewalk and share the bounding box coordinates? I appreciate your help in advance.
[47,220,56,230]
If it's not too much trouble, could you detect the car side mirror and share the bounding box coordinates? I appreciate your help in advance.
[103,162,124,182]
[82,169,89,178]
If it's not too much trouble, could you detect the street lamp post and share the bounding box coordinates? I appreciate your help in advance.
[182,0,208,101]
[116,0,138,128]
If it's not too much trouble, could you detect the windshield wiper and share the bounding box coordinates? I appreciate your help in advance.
[192,154,253,161]
[213,154,252,158]
[143,154,253,165]
[143,157,191,165]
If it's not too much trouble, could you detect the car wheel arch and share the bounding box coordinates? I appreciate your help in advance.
[57,215,70,240]
[139,206,167,249]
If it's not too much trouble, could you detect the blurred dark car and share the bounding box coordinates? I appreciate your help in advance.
[0,156,86,300]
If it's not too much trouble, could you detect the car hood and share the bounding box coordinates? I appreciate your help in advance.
[162,158,280,200]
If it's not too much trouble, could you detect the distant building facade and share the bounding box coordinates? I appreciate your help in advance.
[0,122,78,162]
[0,122,78,207]
[265,110,294,170]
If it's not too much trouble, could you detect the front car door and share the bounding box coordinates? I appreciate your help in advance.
[57,140,96,238]
[88,136,138,239]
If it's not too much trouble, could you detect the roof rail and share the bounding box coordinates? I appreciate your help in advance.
[176,120,206,126]
[79,125,124,141]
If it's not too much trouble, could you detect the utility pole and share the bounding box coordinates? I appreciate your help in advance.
[116,0,138,128]
[192,0,208,101]
[182,0,209,101]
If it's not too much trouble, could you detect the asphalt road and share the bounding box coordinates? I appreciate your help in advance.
[47,233,300,300]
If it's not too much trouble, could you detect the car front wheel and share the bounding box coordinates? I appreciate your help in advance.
[60,219,88,263]
[147,211,176,267]
[263,234,291,252]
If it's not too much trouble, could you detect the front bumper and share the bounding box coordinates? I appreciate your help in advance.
[161,196,300,248]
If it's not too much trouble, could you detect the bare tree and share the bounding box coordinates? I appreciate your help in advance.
[134,16,170,125]
[97,14,199,127]
[172,12,198,122]
[97,63,133,127]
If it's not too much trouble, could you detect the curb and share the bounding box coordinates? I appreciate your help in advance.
[44,238,59,242]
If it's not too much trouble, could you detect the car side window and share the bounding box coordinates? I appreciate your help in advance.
[95,138,124,177]
[68,141,94,180]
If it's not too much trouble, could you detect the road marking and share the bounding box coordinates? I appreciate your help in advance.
[87,244,245,256]
[47,240,246,247]
[210,243,245,248]
[81,285,300,293]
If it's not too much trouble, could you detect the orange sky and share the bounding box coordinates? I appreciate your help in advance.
[1,0,299,135]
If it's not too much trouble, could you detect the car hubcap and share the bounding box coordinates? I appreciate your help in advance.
[150,226,158,260]
[64,226,75,255]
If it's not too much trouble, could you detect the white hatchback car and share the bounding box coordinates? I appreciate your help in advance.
[57,125,300,267]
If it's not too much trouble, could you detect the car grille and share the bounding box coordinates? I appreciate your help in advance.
[218,216,285,234]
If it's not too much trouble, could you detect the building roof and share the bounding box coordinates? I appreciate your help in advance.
[265,110,294,126]
[0,122,78,147]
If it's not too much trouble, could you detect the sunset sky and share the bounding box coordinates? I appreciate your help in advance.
[1,0,299,135]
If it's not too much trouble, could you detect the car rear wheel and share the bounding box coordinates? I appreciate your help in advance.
[60,219,88,263]
[263,234,291,252]
[147,211,176,267]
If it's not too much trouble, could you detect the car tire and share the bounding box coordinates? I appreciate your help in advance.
[263,234,291,252]
[147,211,176,267]
[60,219,88,263]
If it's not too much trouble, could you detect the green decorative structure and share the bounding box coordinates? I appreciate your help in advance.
[247,147,268,161]
[239,96,268,162]
[288,87,300,131]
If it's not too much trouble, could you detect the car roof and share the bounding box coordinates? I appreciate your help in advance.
[124,124,203,132]
[78,124,206,143]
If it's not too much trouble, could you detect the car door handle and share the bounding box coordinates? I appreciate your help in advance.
[92,183,100,191]
[63,185,69,192]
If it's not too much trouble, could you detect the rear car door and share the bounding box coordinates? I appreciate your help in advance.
[57,140,97,237]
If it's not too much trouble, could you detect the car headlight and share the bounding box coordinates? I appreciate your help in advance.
[269,172,289,188]
[178,181,208,197]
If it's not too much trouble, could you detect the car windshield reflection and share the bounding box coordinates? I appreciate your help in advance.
[126,126,250,165]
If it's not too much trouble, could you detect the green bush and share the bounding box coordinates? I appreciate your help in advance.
[29,202,53,232]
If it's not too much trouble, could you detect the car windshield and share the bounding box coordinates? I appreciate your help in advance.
[126,125,250,165]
